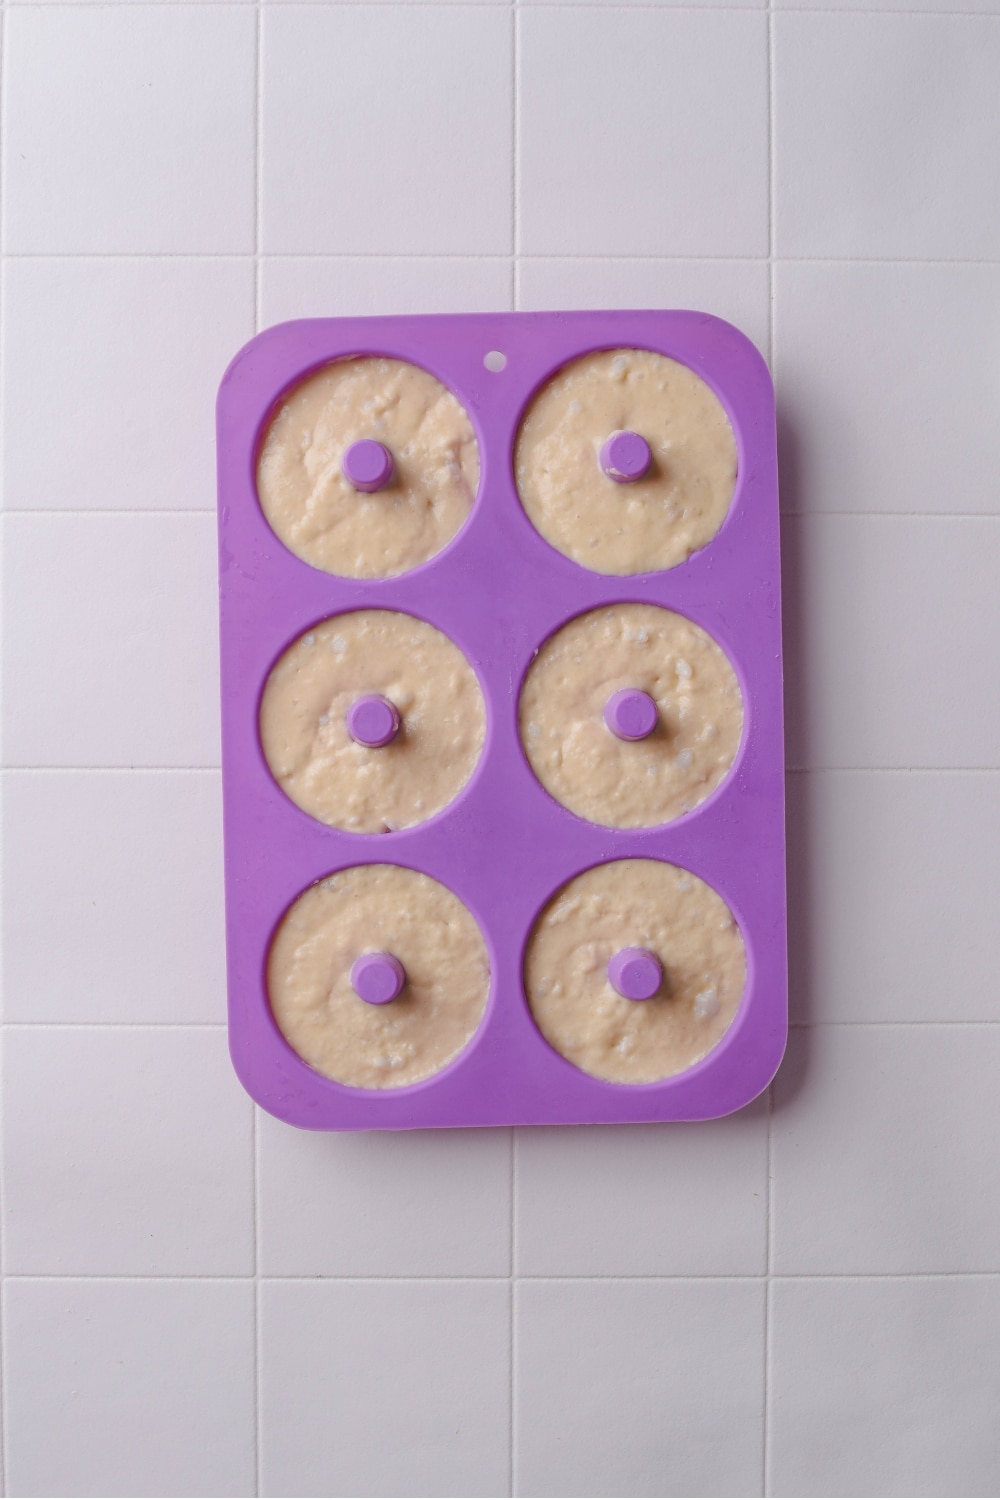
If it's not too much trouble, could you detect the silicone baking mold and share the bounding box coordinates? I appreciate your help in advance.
[216,310,786,1130]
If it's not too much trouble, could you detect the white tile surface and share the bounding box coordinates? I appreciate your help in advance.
[3,0,1000,1492]
[2,258,253,512]
[774,13,1000,259]
[4,1279,255,1499]
[515,1280,764,1498]
[2,513,220,768]
[769,1278,1000,1498]
[775,261,1000,515]
[2,1027,253,1275]
[787,771,1000,1024]
[259,1117,511,1276]
[260,1280,509,1497]
[2,7,255,254]
[3,771,226,1024]
[782,515,1000,770]
[519,10,768,258]
[260,256,512,325]
[515,1104,768,1278]
[771,1026,1000,1275]
[518,258,771,359]
[261,7,513,255]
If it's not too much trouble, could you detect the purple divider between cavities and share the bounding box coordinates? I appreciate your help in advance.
[215,309,787,1131]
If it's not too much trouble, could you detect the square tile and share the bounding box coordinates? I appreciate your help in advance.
[261,256,512,325]
[775,262,1000,516]
[518,258,771,359]
[519,10,768,258]
[775,14,1000,258]
[787,771,1000,1024]
[2,258,253,512]
[515,1103,768,1278]
[2,1027,253,1275]
[260,1280,509,1497]
[3,7,255,253]
[515,1280,764,1498]
[3,771,225,1024]
[772,1026,1000,1274]
[4,1279,255,1499]
[262,7,512,255]
[782,516,1000,770]
[2,513,220,768]
[769,1278,1000,1498]
[259,1116,511,1276]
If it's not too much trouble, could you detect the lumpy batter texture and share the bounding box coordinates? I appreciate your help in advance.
[257,357,479,577]
[260,611,485,832]
[524,859,746,1084]
[519,604,742,828]
[269,865,490,1089]
[515,348,737,574]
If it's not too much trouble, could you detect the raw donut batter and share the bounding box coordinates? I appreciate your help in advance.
[524,859,746,1084]
[519,603,742,828]
[260,610,485,832]
[515,348,737,574]
[269,864,490,1089]
[257,356,479,577]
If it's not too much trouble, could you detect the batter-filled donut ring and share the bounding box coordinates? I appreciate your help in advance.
[519,603,742,829]
[269,865,490,1089]
[524,859,746,1084]
[515,347,737,574]
[257,356,479,578]
[260,610,485,833]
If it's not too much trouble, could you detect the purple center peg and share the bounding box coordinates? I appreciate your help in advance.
[347,694,400,749]
[342,438,394,493]
[351,952,406,1005]
[608,947,663,1002]
[604,688,658,742]
[599,430,652,484]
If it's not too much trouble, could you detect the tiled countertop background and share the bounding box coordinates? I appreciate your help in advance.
[2,2,1000,1496]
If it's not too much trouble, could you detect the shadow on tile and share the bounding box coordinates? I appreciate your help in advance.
[773,405,814,1111]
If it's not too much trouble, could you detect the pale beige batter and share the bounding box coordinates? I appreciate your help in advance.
[257,357,479,577]
[525,859,746,1084]
[260,611,485,833]
[268,864,490,1089]
[515,348,737,574]
[519,604,742,828]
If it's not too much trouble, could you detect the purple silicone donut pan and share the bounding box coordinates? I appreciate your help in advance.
[216,310,786,1131]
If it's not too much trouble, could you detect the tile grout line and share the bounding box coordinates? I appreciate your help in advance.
[512,0,521,315]
[2,3,1000,16]
[510,6,519,1492]
[7,765,1000,775]
[11,509,1000,521]
[764,1089,774,1495]
[3,251,1000,266]
[773,0,779,1482]
[255,0,263,334]
[1,1022,229,1030]
[1,1,10,1490]
[252,6,263,1494]
[0,14,8,1476]
[5,1018,1000,1031]
[1,509,220,516]
[1,767,225,774]
[254,1114,262,1500]
[509,1132,517,1500]
[4,1270,1000,1283]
